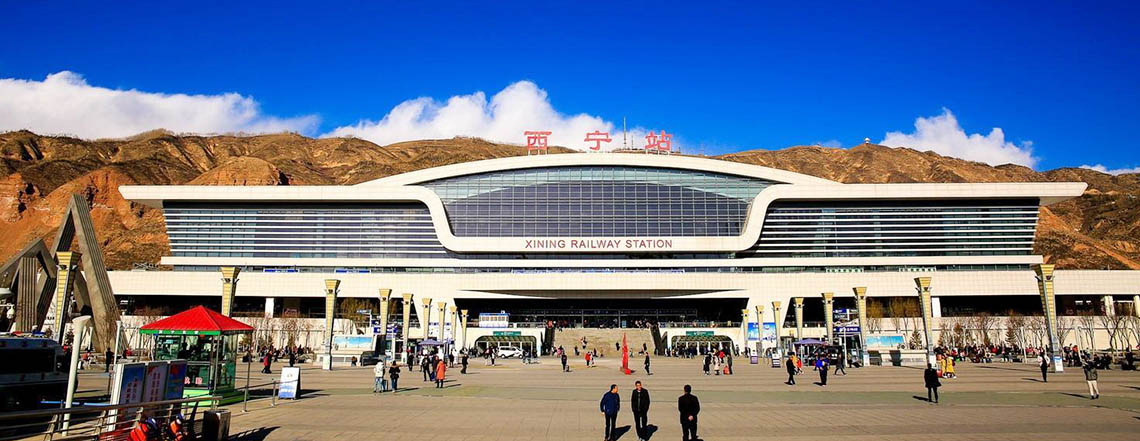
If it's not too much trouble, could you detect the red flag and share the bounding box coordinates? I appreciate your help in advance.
[621,333,632,375]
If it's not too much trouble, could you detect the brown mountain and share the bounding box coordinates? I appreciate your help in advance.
[2,130,1137,270]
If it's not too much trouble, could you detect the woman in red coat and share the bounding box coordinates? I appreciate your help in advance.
[435,359,447,388]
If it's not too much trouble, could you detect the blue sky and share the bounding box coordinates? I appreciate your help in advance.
[1,2,1138,172]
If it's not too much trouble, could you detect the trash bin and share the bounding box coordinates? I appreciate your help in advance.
[750,355,759,364]
[203,410,231,441]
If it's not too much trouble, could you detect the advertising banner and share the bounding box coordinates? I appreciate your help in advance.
[331,336,373,350]
[478,313,509,328]
[141,362,168,403]
[278,366,301,399]
[746,322,760,341]
[165,360,187,400]
[761,323,777,345]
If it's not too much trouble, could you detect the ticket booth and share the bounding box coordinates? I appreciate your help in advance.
[140,306,254,402]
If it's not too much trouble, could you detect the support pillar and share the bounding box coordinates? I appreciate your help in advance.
[1034,264,1063,373]
[14,256,38,333]
[322,279,340,370]
[771,301,783,358]
[914,277,936,366]
[931,297,942,318]
[448,306,457,345]
[1134,295,1140,317]
[436,301,447,348]
[822,292,834,344]
[459,309,469,350]
[378,289,391,333]
[793,297,804,341]
[263,298,274,318]
[220,267,240,317]
[1102,295,1115,316]
[401,293,413,363]
[754,304,765,353]
[421,297,433,339]
[853,287,869,367]
[740,308,749,351]
[53,252,81,339]
[377,289,391,355]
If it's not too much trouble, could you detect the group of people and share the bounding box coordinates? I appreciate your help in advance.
[700,350,733,376]
[599,382,701,441]
[781,351,847,386]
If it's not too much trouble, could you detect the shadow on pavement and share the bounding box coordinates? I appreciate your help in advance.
[611,425,631,440]
[645,424,658,439]
[911,395,931,402]
[230,426,279,441]
[1022,378,1044,382]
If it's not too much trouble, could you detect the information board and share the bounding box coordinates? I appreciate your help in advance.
[165,360,187,400]
[278,366,301,399]
[141,362,168,403]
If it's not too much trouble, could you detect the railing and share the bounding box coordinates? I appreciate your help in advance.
[0,395,216,441]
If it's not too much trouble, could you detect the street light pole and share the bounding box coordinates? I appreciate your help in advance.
[63,315,93,435]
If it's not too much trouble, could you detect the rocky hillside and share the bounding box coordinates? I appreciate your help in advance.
[1,130,1137,270]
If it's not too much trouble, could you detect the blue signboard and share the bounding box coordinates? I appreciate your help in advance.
[746,322,760,341]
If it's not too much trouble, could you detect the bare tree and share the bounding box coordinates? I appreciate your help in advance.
[1027,316,1046,348]
[865,299,885,334]
[1098,314,1128,352]
[1006,312,1027,353]
[1076,313,1098,351]
[1056,316,1076,349]
[971,312,999,347]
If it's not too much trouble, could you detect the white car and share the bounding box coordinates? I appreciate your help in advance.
[496,346,524,358]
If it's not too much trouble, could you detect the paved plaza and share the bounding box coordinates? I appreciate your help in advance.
[76,355,1140,441]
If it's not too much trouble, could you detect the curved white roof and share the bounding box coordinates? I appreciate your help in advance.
[354,152,838,187]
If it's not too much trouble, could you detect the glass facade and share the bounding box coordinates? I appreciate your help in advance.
[422,166,774,237]
[165,202,449,258]
[747,199,1040,258]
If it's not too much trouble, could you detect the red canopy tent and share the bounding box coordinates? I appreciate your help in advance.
[140,306,254,336]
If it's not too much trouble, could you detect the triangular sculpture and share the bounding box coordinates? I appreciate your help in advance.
[0,194,120,350]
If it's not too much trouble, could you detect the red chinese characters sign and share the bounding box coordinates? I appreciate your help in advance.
[584,131,611,151]
[644,130,672,154]
[525,131,551,154]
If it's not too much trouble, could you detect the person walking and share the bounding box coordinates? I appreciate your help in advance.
[817,356,829,386]
[373,358,387,393]
[924,362,941,403]
[644,354,651,375]
[388,362,401,393]
[562,352,569,372]
[1083,360,1100,399]
[677,385,700,441]
[703,354,711,375]
[288,350,296,367]
[435,357,447,388]
[261,352,272,374]
[631,381,650,441]
[1040,353,1049,383]
[422,356,431,382]
[461,352,469,374]
[726,352,733,375]
[105,348,114,372]
[834,351,847,376]
[785,354,797,385]
[600,384,620,441]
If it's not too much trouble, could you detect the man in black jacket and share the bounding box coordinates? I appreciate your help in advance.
[631,381,650,441]
[785,354,796,385]
[678,384,700,441]
[923,362,941,403]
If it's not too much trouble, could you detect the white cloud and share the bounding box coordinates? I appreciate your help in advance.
[813,139,842,148]
[880,108,1037,168]
[325,81,656,152]
[1079,164,1140,175]
[0,71,319,139]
